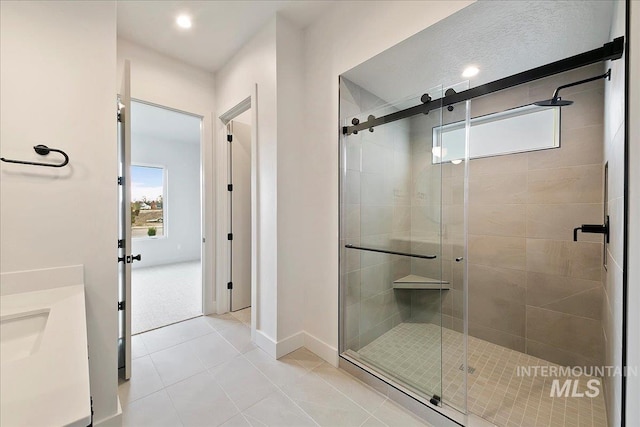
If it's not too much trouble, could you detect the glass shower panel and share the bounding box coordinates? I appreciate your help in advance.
[339,79,446,403]
[433,82,470,414]
[463,68,609,427]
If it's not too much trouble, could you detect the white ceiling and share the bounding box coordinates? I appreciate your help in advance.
[117,1,336,72]
[131,101,202,145]
[343,0,615,105]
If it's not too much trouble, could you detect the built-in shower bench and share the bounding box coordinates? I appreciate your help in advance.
[392,274,450,290]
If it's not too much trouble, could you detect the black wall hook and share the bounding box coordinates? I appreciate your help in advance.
[1,145,69,168]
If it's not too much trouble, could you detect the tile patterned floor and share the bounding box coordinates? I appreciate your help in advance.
[120,314,432,427]
[132,261,202,334]
[230,307,251,327]
[358,322,608,427]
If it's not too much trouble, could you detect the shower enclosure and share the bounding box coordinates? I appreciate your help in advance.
[339,80,470,414]
[339,57,617,425]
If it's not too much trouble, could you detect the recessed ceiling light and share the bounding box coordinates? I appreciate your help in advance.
[451,159,463,165]
[462,66,479,78]
[176,15,192,29]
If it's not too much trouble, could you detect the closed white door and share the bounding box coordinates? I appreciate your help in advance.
[229,121,251,311]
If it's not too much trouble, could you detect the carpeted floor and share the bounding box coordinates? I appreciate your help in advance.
[131,260,202,334]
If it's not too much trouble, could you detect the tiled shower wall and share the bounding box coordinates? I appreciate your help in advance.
[426,64,607,368]
[340,78,413,351]
[341,64,607,369]
[407,105,463,327]
[602,1,625,425]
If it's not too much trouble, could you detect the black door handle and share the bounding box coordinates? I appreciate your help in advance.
[574,216,609,243]
[119,254,142,264]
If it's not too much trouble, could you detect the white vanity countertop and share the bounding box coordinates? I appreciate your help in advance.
[1,266,91,427]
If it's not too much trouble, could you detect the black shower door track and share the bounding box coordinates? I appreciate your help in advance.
[342,36,624,136]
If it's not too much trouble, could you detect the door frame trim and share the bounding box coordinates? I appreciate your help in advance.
[216,84,258,342]
[128,97,209,319]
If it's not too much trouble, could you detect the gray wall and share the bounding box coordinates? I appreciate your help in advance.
[428,64,607,368]
[132,135,201,268]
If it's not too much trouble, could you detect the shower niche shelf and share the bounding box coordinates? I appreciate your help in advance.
[393,275,450,290]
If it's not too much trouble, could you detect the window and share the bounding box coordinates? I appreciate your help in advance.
[432,104,561,163]
[131,165,165,238]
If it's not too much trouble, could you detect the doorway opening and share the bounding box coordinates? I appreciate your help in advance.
[219,96,254,326]
[129,100,204,334]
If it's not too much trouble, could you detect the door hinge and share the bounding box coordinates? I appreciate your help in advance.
[227,282,233,290]
[118,239,124,249]
[227,184,233,191]
[118,301,125,311]
[227,134,233,142]
[227,233,233,240]
[118,176,124,185]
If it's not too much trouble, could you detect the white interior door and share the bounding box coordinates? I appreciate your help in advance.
[229,121,251,311]
[118,59,132,379]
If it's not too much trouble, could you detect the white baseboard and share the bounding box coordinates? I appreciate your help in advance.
[255,330,305,359]
[95,397,122,427]
[255,330,278,358]
[254,329,338,366]
[304,332,339,367]
[276,331,305,358]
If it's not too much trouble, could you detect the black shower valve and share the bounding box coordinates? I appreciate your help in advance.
[573,216,609,243]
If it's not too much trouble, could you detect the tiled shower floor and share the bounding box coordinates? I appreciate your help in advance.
[358,323,607,427]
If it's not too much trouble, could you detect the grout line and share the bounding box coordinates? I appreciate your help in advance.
[243,412,268,427]
[149,387,185,427]
[310,363,388,417]
[133,313,204,336]
[208,368,251,427]
[141,327,218,356]
[359,413,391,427]
[239,352,321,427]
[125,319,238,405]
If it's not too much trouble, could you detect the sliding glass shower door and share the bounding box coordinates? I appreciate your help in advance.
[339,79,471,413]
[437,82,470,413]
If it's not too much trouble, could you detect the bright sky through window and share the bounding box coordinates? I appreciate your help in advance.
[131,166,163,202]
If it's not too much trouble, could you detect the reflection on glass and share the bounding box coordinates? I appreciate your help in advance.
[340,78,447,404]
[433,104,560,164]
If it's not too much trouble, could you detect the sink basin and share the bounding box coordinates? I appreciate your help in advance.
[1,267,91,426]
[0,309,49,363]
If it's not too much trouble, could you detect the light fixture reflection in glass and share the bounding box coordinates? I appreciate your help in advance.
[451,159,463,165]
[176,15,192,29]
[462,66,479,78]
[432,146,448,158]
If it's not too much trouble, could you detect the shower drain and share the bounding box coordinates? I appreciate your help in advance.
[459,364,476,374]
